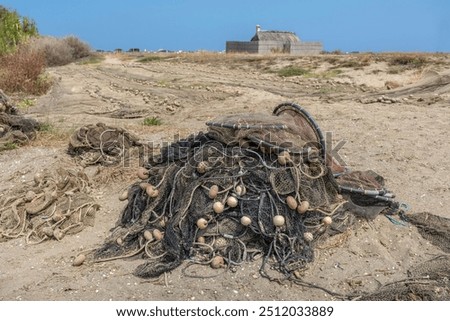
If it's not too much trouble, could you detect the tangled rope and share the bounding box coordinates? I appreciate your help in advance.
[68,123,141,166]
[0,166,99,243]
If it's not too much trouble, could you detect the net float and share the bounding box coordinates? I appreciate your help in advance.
[53,228,64,241]
[118,189,128,201]
[152,229,163,241]
[208,185,219,199]
[211,255,225,269]
[42,226,54,238]
[286,195,298,210]
[72,254,86,267]
[213,201,224,214]
[226,196,238,208]
[52,211,64,222]
[143,230,153,241]
[273,215,285,227]
[137,167,149,180]
[297,200,310,214]
[322,216,333,225]
[197,161,208,174]
[235,185,246,196]
[214,237,227,249]
[304,232,314,242]
[197,218,208,229]
[240,215,252,226]
[197,236,206,244]
[277,151,291,165]
[145,185,159,198]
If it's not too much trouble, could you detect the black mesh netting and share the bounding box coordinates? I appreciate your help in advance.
[92,103,401,278]
[91,102,449,300]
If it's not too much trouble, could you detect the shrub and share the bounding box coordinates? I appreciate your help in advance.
[137,56,165,63]
[0,44,51,94]
[143,117,162,126]
[63,35,91,59]
[277,66,311,77]
[0,142,18,151]
[26,36,92,67]
[388,54,427,68]
[27,36,73,66]
[77,54,104,65]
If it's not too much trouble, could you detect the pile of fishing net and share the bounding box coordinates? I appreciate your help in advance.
[358,212,450,300]
[0,89,40,151]
[93,102,407,280]
[0,166,99,244]
[68,122,141,166]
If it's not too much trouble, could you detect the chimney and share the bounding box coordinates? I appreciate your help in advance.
[256,25,261,33]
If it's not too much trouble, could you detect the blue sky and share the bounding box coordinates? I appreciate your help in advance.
[2,0,449,52]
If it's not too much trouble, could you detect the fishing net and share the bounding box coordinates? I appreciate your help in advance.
[68,123,141,166]
[93,102,403,280]
[0,89,40,151]
[0,166,99,243]
[358,254,450,300]
[406,212,450,253]
[349,211,450,300]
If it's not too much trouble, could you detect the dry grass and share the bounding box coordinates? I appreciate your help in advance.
[0,35,92,95]
[388,53,428,68]
[0,45,52,94]
[134,51,282,66]
[30,121,73,147]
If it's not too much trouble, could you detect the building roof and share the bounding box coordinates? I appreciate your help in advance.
[251,30,300,43]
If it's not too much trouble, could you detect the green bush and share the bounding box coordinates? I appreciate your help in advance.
[277,66,311,77]
[137,56,165,63]
[0,6,38,54]
[143,117,162,126]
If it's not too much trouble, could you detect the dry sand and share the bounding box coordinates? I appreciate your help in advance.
[0,52,449,300]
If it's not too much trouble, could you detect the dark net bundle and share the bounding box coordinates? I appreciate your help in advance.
[0,89,40,151]
[357,212,450,300]
[68,123,141,166]
[94,102,400,280]
[358,254,450,300]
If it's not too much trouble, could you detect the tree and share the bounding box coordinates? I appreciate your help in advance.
[0,6,38,54]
